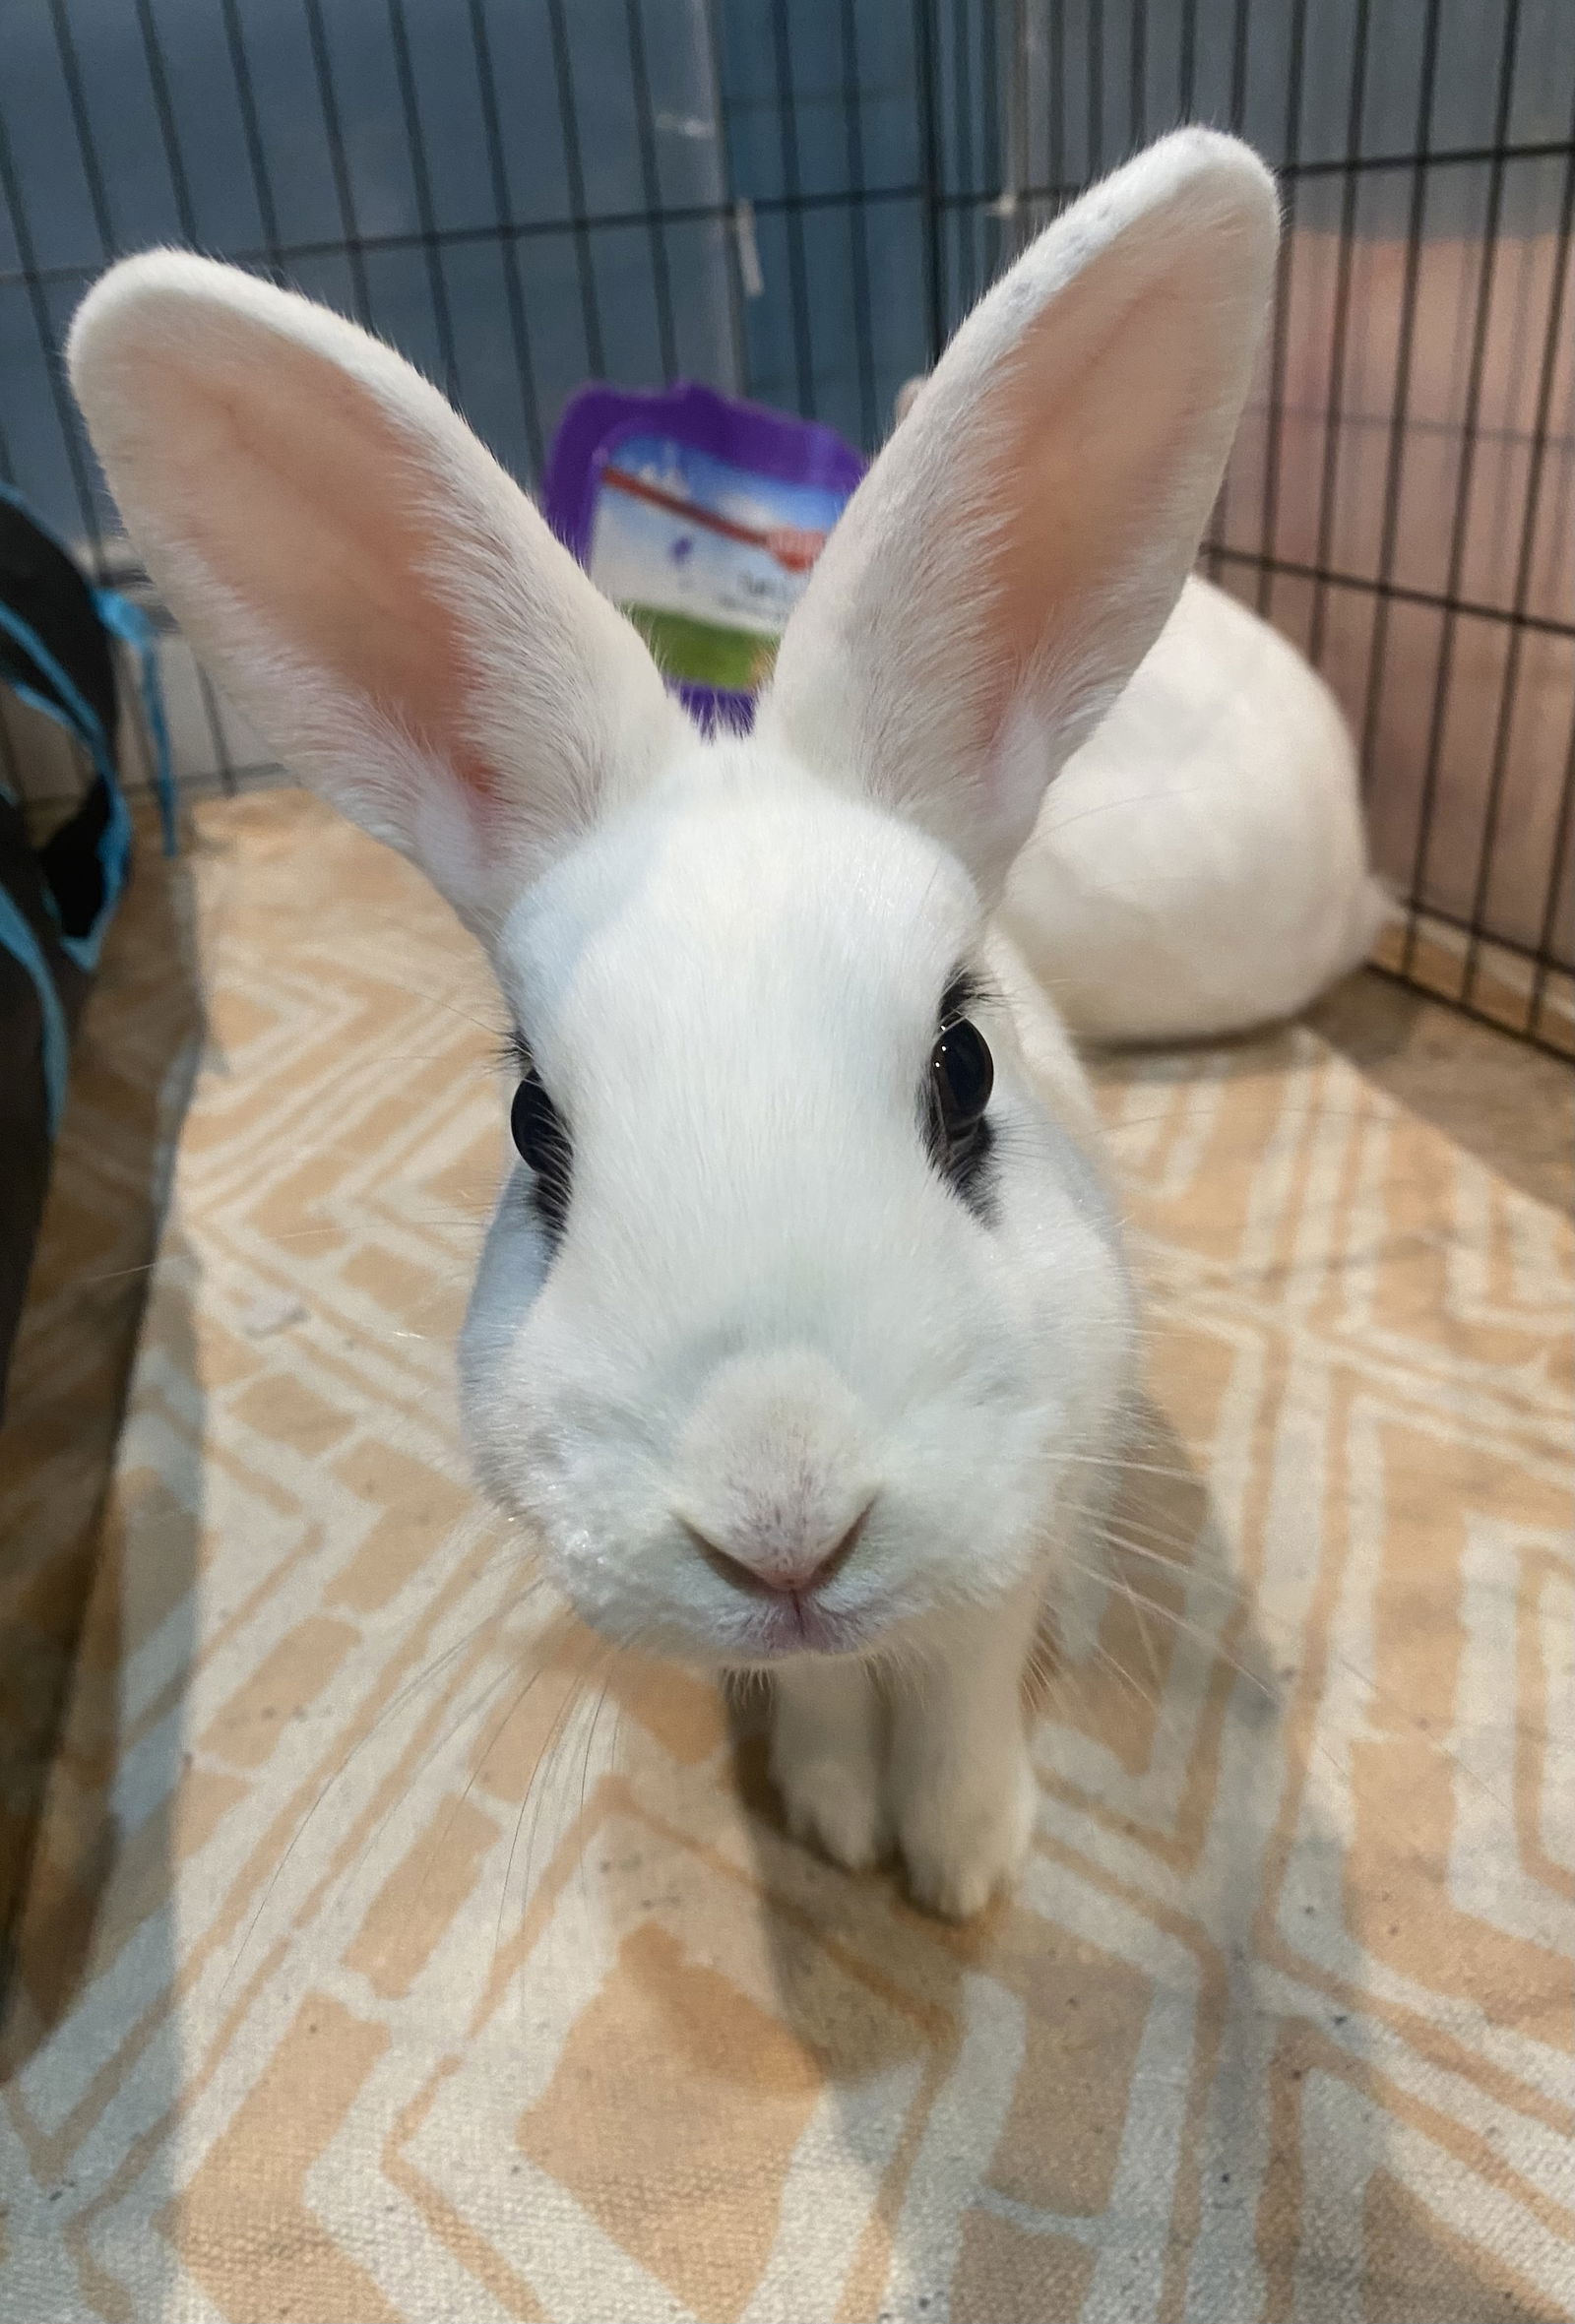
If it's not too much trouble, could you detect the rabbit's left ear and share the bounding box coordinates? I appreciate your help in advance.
[760,130,1278,898]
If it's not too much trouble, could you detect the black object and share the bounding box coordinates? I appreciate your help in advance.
[0,487,132,1419]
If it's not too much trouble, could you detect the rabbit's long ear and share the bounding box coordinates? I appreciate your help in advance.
[760,130,1278,898]
[68,254,687,937]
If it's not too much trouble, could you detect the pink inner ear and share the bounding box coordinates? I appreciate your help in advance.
[158,327,499,800]
[976,249,1235,751]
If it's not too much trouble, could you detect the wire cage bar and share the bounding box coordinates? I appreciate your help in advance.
[0,0,1570,1051]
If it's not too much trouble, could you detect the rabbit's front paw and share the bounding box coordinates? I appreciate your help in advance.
[770,1660,885,1873]
[896,1743,1037,1920]
[771,1736,887,1871]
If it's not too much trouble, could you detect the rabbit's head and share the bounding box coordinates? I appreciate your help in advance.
[69,131,1276,1668]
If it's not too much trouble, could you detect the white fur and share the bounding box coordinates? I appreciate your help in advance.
[881,400,1390,1046]
[761,130,1280,896]
[66,245,691,937]
[1005,577,1388,1041]
[70,131,1281,1916]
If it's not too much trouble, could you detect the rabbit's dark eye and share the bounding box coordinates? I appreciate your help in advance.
[511,1060,572,1235]
[932,1017,993,1136]
[927,990,994,1210]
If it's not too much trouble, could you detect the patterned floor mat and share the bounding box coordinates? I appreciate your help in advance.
[2,788,1570,2322]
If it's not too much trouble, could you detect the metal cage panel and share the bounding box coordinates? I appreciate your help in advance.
[1,0,1569,1047]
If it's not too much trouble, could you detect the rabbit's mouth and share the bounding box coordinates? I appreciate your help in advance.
[723,1590,886,1665]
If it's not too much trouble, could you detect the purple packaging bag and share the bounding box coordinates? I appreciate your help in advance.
[542,380,867,731]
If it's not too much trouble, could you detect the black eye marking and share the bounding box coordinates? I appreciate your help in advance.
[509,1036,572,1236]
[925,970,995,1213]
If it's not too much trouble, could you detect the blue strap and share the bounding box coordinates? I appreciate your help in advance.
[0,486,147,1136]
[0,883,69,1135]
[0,489,168,867]
[95,589,179,857]
[0,594,109,757]
[0,597,132,971]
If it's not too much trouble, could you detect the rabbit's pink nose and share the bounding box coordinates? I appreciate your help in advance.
[679,1497,875,1598]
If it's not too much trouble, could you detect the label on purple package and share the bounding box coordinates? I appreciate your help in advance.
[586,434,850,695]
[543,382,866,729]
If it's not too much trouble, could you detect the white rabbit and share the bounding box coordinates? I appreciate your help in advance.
[895,381,1389,1045]
[1005,577,1389,1040]
[70,130,1279,1918]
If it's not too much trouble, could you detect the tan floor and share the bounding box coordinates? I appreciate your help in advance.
[1,789,1570,2323]
[1308,971,1575,1218]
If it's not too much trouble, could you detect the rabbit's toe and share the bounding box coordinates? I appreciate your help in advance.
[772,1744,887,1872]
[897,1744,1037,1920]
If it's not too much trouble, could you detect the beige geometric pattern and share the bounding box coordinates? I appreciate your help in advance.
[1,788,1570,2322]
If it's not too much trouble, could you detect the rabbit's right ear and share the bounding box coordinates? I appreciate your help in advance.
[68,255,688,939]
[761,131,1279,900]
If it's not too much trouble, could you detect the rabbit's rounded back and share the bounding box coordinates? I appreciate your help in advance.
[67,131,1278,1666]
[1000,575,1388,1042]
